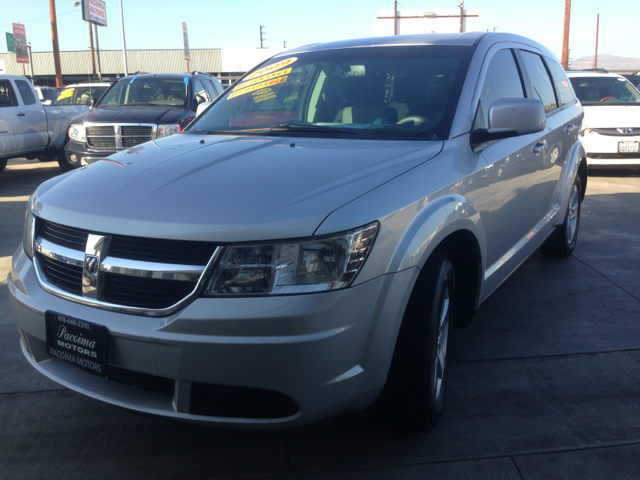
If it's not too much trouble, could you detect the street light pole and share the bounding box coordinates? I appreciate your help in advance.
[26,42,35,83]
[88,21,96,76]
[94,24,102,80]
[119,0,129,75]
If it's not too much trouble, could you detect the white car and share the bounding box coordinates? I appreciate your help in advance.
[567,71,640,169]
[10,33,586,430]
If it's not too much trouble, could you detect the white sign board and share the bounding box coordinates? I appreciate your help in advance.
[83,0,107,27]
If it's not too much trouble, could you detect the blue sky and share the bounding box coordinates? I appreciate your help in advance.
[2,0,638,62]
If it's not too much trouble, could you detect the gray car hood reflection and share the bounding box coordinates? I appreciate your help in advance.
[35,134,443,242]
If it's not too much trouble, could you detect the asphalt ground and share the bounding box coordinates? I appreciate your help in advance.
[1,158,639,479]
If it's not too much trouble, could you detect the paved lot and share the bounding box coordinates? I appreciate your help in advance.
[1,158,639,479]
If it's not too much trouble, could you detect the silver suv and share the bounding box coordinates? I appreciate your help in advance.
[10,33,586,430]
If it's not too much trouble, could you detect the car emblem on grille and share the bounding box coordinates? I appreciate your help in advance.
[85,255,100,275]
[617,128,632,134]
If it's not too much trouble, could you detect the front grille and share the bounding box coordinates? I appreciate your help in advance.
[103,274,197,309]
[38,220,90,250]
[38,254,83,295]
[88,137,117,148]
[85,124,155,150]
[589,153,640,159]
[36,218,217,312]
[107,365,175,395]
[189,382,299,418]
[86,126,115,136]
[109,235,218,265]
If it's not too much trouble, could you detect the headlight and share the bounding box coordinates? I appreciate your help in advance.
[23,194,36,259]
[156,124,180,138]
[203,223,379,296]
[68,124,86,143]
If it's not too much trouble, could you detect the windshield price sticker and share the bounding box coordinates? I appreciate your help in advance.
[45,311,108,377]
[228,76,288,100]
[234,68,292,92]
[242,57,297,82]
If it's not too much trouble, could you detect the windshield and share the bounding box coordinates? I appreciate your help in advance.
[99,77,189,107]
[569,76,640,106]
[190,45,474,140]
[54,85,108,105]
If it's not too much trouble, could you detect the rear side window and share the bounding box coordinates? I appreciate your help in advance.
[474,49,525,130]
[520,51,558,112]
[15,80,37,106]
[0,80,19,107]
[545,59,575,106]
[194,80,211,104]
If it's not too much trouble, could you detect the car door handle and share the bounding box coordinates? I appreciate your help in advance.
[564,124,577,134]
[17,112,26,117]
[532,140,548,155]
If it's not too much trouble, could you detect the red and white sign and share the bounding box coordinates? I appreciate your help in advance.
[183,22,190,63]
[12,23,28,64]
[82,0,107,27]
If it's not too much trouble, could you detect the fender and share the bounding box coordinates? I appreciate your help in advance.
[389,194,486,276]
[552,139,584,226]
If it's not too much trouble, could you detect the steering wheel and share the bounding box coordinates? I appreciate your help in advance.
[397,116,435,127]
[600,96,616,102]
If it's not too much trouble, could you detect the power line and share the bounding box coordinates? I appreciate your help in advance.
[0,9,76,29]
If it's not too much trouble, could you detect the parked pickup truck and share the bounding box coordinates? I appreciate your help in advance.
[0,75,109,174]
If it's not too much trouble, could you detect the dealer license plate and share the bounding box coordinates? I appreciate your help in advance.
[46,311,108,377]
[618,141,640,153]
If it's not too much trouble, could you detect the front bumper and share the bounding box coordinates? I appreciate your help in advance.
[581,131,640,168]
[9,245,417,428]
[65,141,118,167]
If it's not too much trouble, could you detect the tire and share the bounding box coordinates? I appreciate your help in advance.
[387,252,455,431]
[0,158,7,174]
[57,148,79,172]
[540,175,582,259]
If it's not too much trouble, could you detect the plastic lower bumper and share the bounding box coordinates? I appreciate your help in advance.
[8,245,418,428]
[64,141,118,167]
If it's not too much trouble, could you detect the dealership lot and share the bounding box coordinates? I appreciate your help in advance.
[1,159,639,479]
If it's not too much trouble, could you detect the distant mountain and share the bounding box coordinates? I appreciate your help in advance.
[569,53,640,72]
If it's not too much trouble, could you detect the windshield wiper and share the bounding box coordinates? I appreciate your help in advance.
[122,102,157,106]
[270,123,358,134]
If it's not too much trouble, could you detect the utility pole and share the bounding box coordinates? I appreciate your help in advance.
[119,0,129,75]
[27,43,35,84]
[594,14,600,69]
[459,0,464,33]
[260,25,266,48]
[88,22,96,76]
[394,1,398,35]
[94,24,102,80]
[49,0,63,87]
[561,0,571,69]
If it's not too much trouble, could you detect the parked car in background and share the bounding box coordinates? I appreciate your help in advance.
[63,72,224,170]
[0,75,111,173]
[568,71,640,169]
[620,73,640,90]
[51,82,110,106]
[34,86,59,104]
[10,33,586,430]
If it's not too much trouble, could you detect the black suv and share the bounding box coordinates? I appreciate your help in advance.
[62,72,223,171]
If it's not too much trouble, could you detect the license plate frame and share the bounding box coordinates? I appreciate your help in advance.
[618,141,640,153]
[45,311,108,377]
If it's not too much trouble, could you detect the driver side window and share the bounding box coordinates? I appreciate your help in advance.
[474,49,525,130]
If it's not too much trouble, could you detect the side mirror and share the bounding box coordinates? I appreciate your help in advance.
[196,101,212,117]
[0,94,10,106]
[472,98,545,144]
[85,97,97,108]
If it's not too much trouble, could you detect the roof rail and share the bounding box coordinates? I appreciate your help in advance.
[132,71,151,75]
[190,71,213,77]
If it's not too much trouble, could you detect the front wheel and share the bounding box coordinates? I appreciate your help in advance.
[387,253,455,431]
[0,158,7,174]
[540,175,582,258]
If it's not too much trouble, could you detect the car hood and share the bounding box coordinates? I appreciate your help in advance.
[582,105,640,128]
[77,105,191,125]
[33,134,443,242]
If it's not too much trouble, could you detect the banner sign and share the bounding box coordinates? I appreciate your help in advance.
[183,22,190,62]
[82,0,107,27]
[12,23,28,64]
[5,32,15,53]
